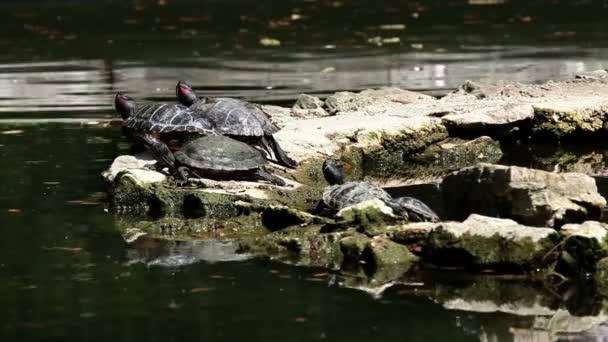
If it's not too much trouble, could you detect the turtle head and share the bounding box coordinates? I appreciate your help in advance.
[176,80,198,107]
[114,93,137,120]
[322,159,345,185]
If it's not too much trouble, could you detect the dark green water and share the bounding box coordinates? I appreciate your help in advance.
[3,0,608,341]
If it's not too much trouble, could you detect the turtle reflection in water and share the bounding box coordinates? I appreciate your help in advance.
[173,136,286,186]
[312,159,439,222]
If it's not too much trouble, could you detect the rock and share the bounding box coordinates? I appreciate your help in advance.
[441,163,606,227]
[412,136,503,170]
[239,226,347,269]
[339,235,371,263]
[558,221,608,275]
[273,112,448,163]
[293,93,324,110]
[594,257,608,296]
[336,199,397,224]
[102,153,158,183]
[575,69,608,81]
[323,87,435,115]
[259,104,293,128]
[427,214,558,269]
[441,104,534,135]
[532,100,608,138]
[362,237,418,267]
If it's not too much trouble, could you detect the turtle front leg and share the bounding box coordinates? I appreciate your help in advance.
[137,132,176,168]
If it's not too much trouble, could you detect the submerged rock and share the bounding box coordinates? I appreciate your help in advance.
[441,163,606,227]
[427,214,558,269]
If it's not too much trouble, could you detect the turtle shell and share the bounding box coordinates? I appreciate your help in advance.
[191,98,278,136]
[174,136,265,171]
[322,181,393,211]
[393,196,440,222]
[124,103,216,134]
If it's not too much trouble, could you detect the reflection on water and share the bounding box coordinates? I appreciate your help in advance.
[1,0,608,115]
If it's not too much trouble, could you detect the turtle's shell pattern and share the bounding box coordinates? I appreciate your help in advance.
[322,181,393,211]
[191,98,278,136]
[175,136,265,171]
[124,103,216,134]
[393,196,440,222]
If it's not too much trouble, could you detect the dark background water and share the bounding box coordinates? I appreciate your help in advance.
[2,0,608,341]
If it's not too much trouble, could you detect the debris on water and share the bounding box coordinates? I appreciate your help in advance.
[43,181,60,185]
[190,287,212,293]
[67,200,101,206]
[1,129,24,135]
[167,301,180,310]
[320,67,335,74]
[43,246,83,253]
[269,269,279,274]
[367,36,401,46]
[312,272,329,277]
[379,24,406,30]
[294,317,308,323]
[259,37,281,47]
[411,43,424,49]
[210,275,225,279]
[7,208,22,214]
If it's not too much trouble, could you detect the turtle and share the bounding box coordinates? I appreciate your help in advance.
[173,135,286,186]
[114,93,217,168]
[176,80,298,169]
[312,159,439,222]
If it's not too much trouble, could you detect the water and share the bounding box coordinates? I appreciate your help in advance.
[3,0,608,341]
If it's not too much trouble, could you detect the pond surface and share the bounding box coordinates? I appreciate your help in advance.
[3,0,608,341]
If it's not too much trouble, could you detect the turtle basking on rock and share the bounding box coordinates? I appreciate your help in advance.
[312,159,439,222]
[114,94,218,168]
[173,135,286,186]
[176,80,297,169]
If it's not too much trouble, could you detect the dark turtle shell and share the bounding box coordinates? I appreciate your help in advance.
[124,103,216,134]
[393,197,440,222]
[174,136,265,171]
[191,98,278,136]
[321,181,393,211]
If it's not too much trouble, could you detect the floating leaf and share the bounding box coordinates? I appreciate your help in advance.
[1,129,24,135]
[190,287,211,293]
[43,247,83,252]
[7,208,22,214]
[259,37,281,47]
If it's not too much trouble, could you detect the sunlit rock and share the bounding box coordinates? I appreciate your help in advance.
[427,214,558,268]
[441,163,606,227]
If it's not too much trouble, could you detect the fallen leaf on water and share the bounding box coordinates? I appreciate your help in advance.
[269,269,279,274]
[259,37,281,47]
[320,66,335,74]
[210,275,224,279]
[43,246,83,252]
[1,129,24,135]
[379,24,406,30]
[190,287,211,293]
[43,182,60,185]
[312,272,328,277]
[305,277,325,282]
[67,200,101,206]
[277,274,292,279]
[294,317,307,323]
[7,208,22,214]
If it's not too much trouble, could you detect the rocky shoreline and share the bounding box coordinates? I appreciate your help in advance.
[106,71,608,300]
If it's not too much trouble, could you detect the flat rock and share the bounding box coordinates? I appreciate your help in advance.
[102,153,158,182]
[441,163,606,227]
[441,103,534,130]
[273,114,447,162]
[324,87,435,115]
[427,214,558,267]
[293,93,325,110]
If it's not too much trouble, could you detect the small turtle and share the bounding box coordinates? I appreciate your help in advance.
[392,196,440,222]
[312,159,439,222]
[176,81,297,169]
[174,135,286,186]
[115,94,217,168]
